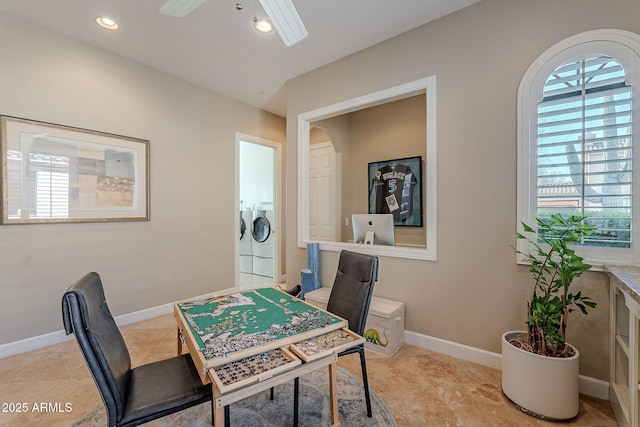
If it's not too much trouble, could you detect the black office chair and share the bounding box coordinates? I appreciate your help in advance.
[292,250,379,421]
[62,272,213,427]
[326,250,378,417]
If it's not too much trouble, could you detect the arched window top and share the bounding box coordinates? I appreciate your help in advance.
[541,55,626,101]
[517,30,640,267]
[521,30,640,102]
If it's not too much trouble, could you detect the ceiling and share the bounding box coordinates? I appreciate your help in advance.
[0,0,480,117]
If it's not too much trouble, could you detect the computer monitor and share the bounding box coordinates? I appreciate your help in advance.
[352,214,395,246]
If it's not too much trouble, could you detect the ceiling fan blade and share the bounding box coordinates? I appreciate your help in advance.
[259,0,308,47]
[160,0,206,17]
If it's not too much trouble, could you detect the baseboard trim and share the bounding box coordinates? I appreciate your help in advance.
[0,303,174,359]
[0,330,74,359]
[114,302,173,327]
[0,301,612,401]
[579,375,610,400]
[404,330,502,369]
[0,286,238,359]
[404,330,609,400]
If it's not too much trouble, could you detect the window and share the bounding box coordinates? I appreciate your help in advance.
[538,56,632,247]
[518,30,640,266]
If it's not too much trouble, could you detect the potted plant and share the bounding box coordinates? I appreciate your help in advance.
[502,214,597,420]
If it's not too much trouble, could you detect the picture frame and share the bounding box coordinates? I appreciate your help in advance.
[1,116,150,224]
[368,156,423,227]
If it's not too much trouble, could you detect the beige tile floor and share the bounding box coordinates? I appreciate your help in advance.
[238,272,280,290]
[0,313,616,427]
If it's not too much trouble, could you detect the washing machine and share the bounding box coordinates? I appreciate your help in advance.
[251,210,274,277]
[239,210,253,274]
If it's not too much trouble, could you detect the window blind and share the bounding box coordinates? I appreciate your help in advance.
[537,55,633,248]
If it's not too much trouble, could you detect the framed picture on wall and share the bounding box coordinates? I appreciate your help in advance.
[368,156,423,227]
[0,115,150,224]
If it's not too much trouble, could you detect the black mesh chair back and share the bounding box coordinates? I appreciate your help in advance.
[326,250,379,335]
[62,272,212,427]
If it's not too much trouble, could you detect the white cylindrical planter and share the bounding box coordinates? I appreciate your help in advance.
[501,331,579,420]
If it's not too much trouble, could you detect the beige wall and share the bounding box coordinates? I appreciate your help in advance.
[286,0,640,381]
[0,13,285,344]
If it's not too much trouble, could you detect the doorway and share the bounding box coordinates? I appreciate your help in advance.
[236,133,281,288]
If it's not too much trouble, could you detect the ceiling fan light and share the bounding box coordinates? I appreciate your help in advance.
[253,17,273,33]
[258,0,307,47]
[160,0,206,17]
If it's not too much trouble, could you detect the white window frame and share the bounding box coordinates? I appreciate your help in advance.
[517,29,640,267]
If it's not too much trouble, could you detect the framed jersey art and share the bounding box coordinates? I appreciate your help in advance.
[368,156,423,227]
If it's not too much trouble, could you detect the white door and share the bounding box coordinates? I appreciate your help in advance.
[309,142,338,241]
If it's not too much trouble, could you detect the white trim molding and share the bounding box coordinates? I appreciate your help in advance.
[0,287,237,359]
[517,29,640,267]
[0,301,610,401]
[297,76,437,261]
[235,132,284,285]
[404,330,609,400]
[0,303,172,358]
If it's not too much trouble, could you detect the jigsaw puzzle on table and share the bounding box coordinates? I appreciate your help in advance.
[177,288,345,361]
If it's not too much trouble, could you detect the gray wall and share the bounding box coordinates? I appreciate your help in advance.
[286,0,640,381]
[0,13,285,344]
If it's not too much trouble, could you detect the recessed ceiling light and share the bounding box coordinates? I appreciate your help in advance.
[96,16,119,30]
[253,17,273,33]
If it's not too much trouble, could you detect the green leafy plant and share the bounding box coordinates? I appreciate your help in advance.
[514,214,597,357]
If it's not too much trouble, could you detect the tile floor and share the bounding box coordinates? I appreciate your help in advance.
[0,313,617,427]
[238,272,279,290]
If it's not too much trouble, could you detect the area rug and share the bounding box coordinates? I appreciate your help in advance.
[72,366,396,426]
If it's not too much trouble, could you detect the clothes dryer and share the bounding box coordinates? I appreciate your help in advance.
[251,210,274,277]
[239,210,253,274]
